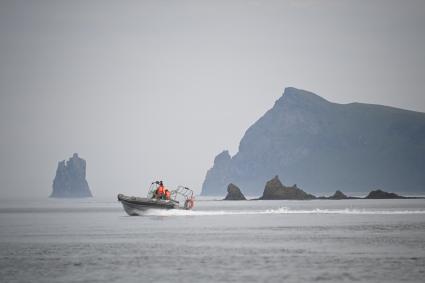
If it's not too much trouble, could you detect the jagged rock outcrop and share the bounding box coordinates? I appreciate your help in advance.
[365,189,404,199]
[329,190,349,200]
[318,190,357,199]
[223,183,246,200]
[202,87,425,196]
[50,153,92,198]
[260,176,316,200]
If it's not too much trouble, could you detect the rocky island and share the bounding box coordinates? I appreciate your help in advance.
[365,189,405,199]
[260,176,316,200]
[50,153,92,198]
[202,87,425,196]
[223,183,246,200]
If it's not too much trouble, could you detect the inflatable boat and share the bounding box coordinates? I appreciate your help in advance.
[118,182,195,216]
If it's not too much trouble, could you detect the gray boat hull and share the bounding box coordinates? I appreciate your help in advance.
[117,194,179,216]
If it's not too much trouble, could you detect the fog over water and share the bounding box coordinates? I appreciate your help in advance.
[1,0,425,198]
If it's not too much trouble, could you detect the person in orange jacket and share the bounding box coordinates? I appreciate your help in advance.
[164,189,171,200]
[156,181,165,199]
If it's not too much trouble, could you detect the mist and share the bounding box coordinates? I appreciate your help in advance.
[1,0,424,198]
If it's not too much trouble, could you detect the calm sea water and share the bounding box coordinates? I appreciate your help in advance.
[1,197,425,283]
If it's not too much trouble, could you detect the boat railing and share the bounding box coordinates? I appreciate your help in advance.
[146,182,194,208]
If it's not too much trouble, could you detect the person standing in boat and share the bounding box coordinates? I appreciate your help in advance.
[164,189,171,200]
[155,181,165,199]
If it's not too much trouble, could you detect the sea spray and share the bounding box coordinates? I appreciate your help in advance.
[142,207,425,217]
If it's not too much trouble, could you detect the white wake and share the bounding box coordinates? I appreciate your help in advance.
[142,207,425,216]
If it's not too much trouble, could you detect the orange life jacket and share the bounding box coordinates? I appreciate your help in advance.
[165,190,171,200]
[157,185,165,196]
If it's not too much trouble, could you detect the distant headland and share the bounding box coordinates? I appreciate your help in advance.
[202,87,425,196]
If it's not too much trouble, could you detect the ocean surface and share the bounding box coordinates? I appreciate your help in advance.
[1,197,425,283]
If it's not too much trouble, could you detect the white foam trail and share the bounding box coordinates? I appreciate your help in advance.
[141,207,425,217]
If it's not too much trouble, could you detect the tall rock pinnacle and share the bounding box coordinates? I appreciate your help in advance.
[50,153,92,198]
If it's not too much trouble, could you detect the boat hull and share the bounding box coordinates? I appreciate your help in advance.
[117,194,179,216]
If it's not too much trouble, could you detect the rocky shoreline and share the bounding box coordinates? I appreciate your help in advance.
[222,176,423,200]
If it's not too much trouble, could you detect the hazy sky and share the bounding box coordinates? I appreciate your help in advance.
[1,0,424,198]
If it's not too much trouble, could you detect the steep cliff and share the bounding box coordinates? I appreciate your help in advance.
[202,87,425,196]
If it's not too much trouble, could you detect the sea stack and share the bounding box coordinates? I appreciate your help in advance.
[260,176,316,200]
[50,153,92,198]
[223,183,246,200]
